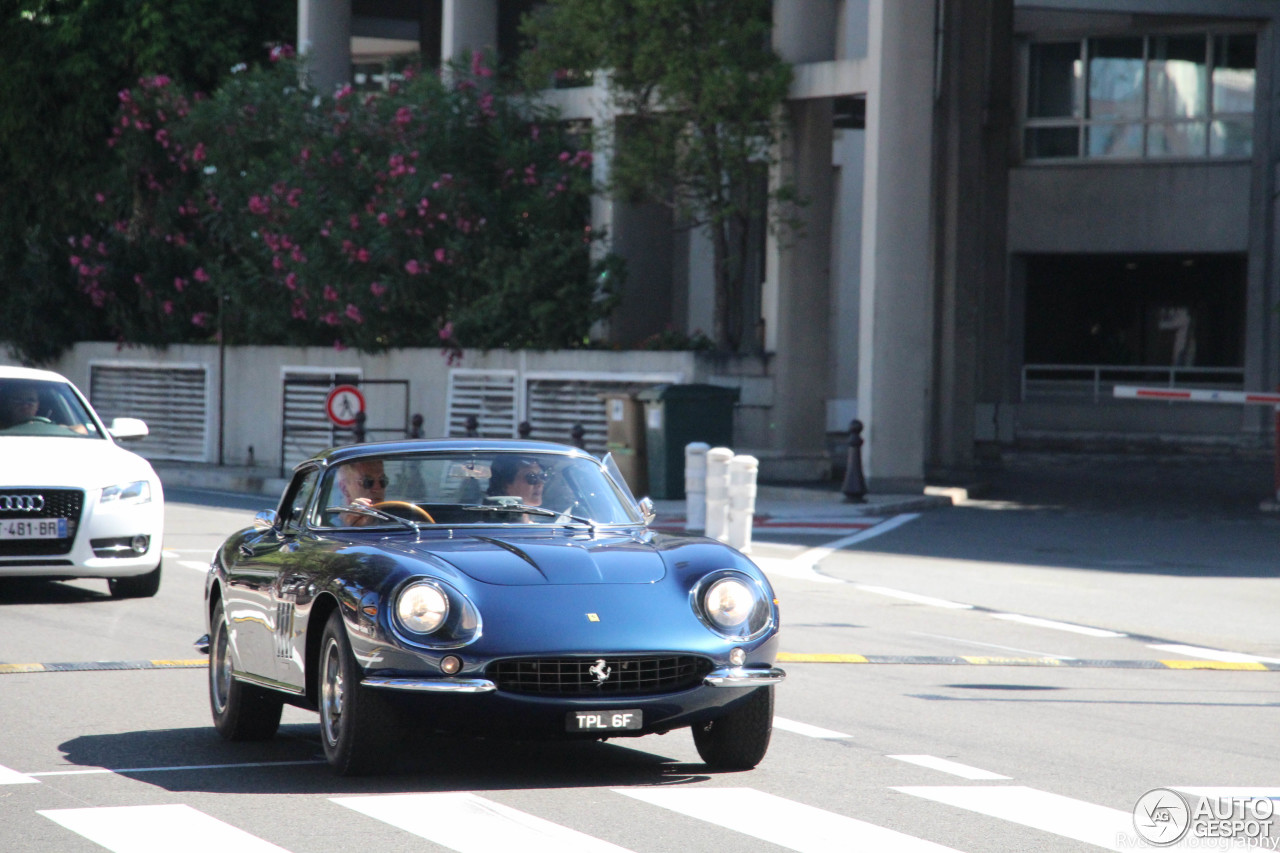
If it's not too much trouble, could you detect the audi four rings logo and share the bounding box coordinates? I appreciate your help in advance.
[0,495,45,512]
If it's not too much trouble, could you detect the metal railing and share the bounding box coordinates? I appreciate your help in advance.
[1021,364,1245,403]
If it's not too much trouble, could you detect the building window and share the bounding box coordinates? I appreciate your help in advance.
[1023,32,1255,162]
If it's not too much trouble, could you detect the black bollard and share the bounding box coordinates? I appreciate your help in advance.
[464,414,478,437]
[571,423,586,449]
[518,420,532,439]
[841,419,867,503]
[409,413,424,438]
[353,410,367,444]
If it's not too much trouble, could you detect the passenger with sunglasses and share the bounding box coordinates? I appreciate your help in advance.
[335,459,389,526]
[486,456,550,519]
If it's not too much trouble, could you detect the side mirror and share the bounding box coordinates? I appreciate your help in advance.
[253,510,279,530]
[108,417,149,441]
[638,496,656,525]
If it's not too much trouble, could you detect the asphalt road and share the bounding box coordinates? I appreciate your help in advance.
[2,455,1278,852]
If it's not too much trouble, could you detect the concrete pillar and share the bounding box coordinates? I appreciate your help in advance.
[858,0,937,489]
[298,0,351,93]
[769,98,835,476]
[442,0,498,62]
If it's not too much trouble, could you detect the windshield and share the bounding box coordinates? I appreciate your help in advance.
[314,450,645,529]
[0,378,103,438]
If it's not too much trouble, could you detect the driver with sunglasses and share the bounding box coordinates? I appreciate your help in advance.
[335,459,389,526]
[486,456,550,519]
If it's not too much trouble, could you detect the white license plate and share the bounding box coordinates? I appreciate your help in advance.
[0,518,67,540]
[566,709,642,732]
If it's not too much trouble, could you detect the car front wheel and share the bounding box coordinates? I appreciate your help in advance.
[692,685,774,770]
[108,562,162,598]
[208,599,283,740]
[318,611,397,775]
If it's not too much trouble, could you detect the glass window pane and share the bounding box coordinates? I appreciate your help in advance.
[1147,121,1207,158]
[1147,36,1206,118]
[1088,37,1144,120]
[1087,123,1142,158]
[1210,119,1253,157]
[1213,34,1256,115]
[1028,42,1082,118]
[1025,126,1080,159]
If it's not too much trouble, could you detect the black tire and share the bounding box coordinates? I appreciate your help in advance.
[108,562,162,598]
[692,686,774,770]
[318,611,397,775]
[208,599,283,741]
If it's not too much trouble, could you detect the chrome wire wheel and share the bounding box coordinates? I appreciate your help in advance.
[320,635,345,747]
[210,618,232,715]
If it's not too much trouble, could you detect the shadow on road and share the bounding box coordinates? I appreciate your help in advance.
[55,724,714,795]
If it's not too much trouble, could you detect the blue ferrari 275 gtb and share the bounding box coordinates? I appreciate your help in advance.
[199,439,784,775]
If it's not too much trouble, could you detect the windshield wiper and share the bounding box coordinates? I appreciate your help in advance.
[462,503,596,530]
[325,504,420,532]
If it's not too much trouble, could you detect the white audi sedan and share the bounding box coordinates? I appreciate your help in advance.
[0,366,164,597]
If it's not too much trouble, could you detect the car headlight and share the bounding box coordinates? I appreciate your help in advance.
[101,480,151,505]
[396,582,450,635]
[694,571,773,641]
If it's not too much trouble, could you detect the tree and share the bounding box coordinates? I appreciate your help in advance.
[0,0,292,363]
[69,50,621,353]
[519,0,796,352]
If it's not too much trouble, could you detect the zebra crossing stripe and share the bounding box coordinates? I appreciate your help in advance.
[887,755,1011,781]
[616,787,963,852]
[0,763,38,784]
[894,785,1135,851]
[39,804,292,853]
[331,792,633,853]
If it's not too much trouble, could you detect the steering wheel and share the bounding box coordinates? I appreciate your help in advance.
[372,500,435,523]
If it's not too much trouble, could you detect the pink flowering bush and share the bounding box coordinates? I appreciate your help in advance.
[72,49,621,351]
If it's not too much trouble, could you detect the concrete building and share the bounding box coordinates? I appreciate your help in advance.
[289,0,1280,488]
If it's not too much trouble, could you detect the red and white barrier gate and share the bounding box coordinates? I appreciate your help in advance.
[1114,385,1280,500]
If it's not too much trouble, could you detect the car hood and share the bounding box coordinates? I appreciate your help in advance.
[0,436,157,488]
[390,532,667,586]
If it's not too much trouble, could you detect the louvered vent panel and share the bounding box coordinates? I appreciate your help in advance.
[446,370,518,438]
[281,372,359,471]
[525,379,648,453]
[89,365,209,461]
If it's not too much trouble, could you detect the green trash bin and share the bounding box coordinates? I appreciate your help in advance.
[637,384,739,500]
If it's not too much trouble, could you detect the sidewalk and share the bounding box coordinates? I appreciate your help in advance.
[151,461,953,523]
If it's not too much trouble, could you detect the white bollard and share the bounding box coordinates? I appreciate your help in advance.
[704,447,733,542]
[727,454,759,552]
[684,442,710,532]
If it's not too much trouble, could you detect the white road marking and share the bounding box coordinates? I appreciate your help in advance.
[617,787,964,852]
[179,560,210,572]
[1148,644,1280,664]
[794,513,920,565]
[752,555,844,584]
[773,716,852,739]
[855,585,973,609]
[887,755,1011,780]
[0,763,39,784]
[331,792,633,853]
[990,613,1126,638]
[39,804,293,853]
[908,631,1075,660]
[894,785,1136,851]
[1173,787,1280,799]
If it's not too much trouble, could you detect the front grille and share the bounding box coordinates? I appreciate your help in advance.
[0,489,83,557]
[488,655,713,696]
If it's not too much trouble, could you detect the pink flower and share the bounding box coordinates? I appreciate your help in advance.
[438,321,454,341]
[193,267,210,283]
[394,106,412,126]
[404,259,422,275]
[323,285,338,302]
[355,248,370,263]
[162,301,174,315]
[269,43,296,62]
[284,272,298,290]
[69,255,81,267]
[377,212,389,226]
[370,281,387,297]
[191,312,209,327]
[344,304,363,323]
[192,142,206,162]
[248,196,270,215]
[434,248,447,263]
[322,311,340,326]
[173,277,187,292]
